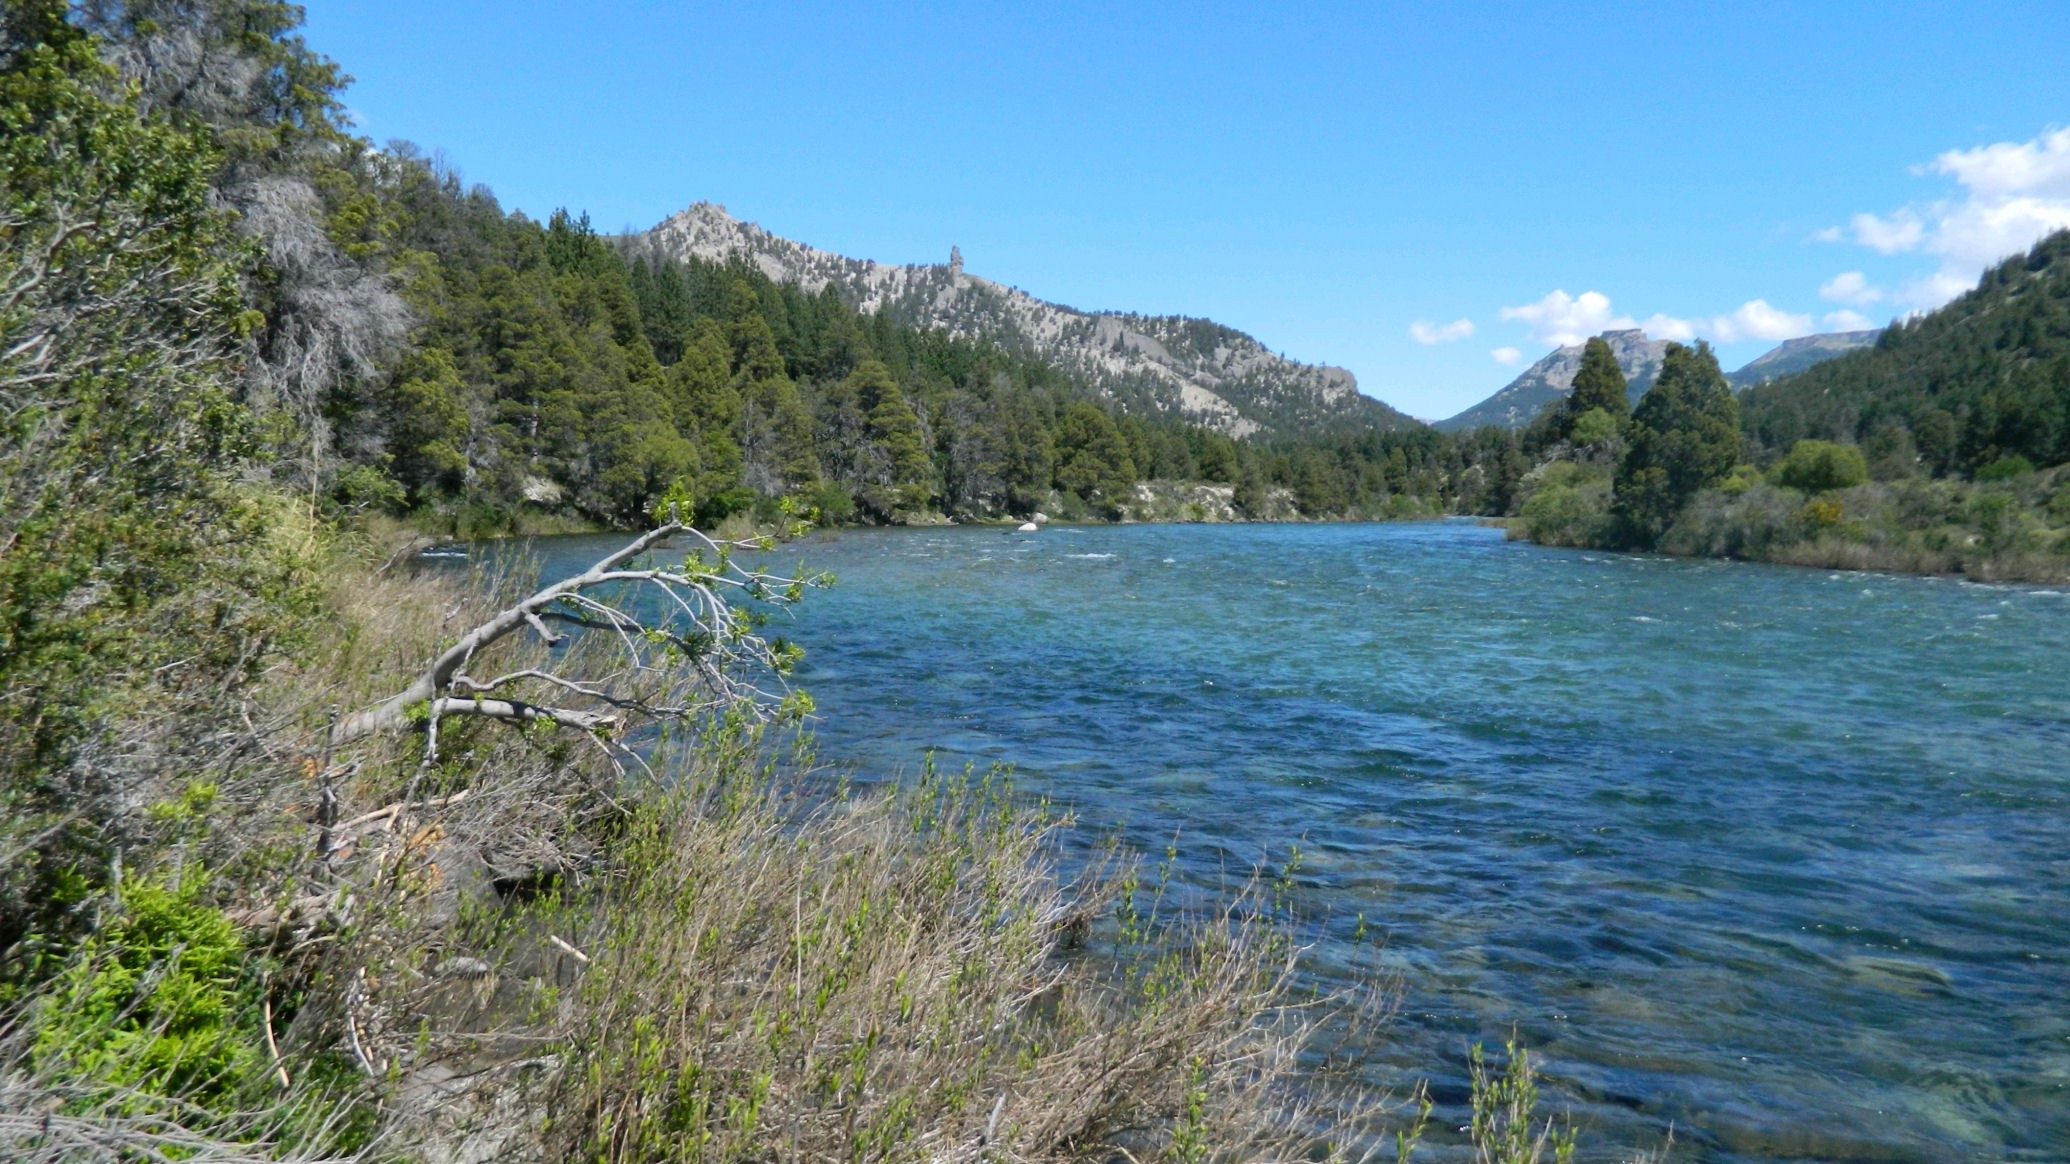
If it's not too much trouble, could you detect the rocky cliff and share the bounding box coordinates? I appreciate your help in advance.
[635,203,1417,438]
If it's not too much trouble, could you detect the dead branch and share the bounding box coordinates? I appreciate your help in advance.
[331,516,821,763]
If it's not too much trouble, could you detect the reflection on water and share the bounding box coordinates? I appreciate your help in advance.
[519,521,2070,1162]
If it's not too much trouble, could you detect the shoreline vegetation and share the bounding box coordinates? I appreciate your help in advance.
[1500,461,2070,585]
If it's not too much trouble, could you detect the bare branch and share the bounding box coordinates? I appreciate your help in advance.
[331,520,824,767]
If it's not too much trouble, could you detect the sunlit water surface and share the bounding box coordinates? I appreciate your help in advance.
[516,521,2069,1162]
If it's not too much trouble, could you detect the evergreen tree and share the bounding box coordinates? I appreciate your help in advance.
[1556,336,1628,443]
[1614,342,1741,546]
[1054,403,1137,512]
[841,360,933,515]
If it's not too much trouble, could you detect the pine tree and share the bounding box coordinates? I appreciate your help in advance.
[1614,342,1741,547]
[1556,335,1629,443]
[1054,403,1138,512]
[844,361,932,514]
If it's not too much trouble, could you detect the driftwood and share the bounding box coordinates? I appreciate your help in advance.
[333,517,819,766]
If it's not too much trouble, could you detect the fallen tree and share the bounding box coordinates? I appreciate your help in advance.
[333,513,823,769]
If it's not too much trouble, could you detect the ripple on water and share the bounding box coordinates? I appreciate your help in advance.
[504,522,2070,1162]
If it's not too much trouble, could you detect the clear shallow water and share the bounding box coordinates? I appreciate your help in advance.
[522,521,2070,1161]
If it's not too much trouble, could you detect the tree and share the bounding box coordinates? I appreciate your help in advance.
[1053,403,1137,511]
[1555,336,1628,442]
[79,0,413,482]
[842,360,932,515]
[1613,341,1741,547]
[1,0,304,952]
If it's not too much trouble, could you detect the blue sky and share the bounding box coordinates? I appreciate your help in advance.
[304,1,2070,421]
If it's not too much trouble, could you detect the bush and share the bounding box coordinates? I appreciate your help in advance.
[1774,440,1869,494]
[1514,463,1612,547]
[1975,455,2037,482]
[30,877,260,1104]
[525,754,1393,1162]
[1659,484,1800,559]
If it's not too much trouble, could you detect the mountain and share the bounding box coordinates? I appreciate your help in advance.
[1434,329,1669,431]
[1724,329,1882,390]
[634,204,1419,438]
[1740,229,2070,474]
[1437,327,1886,432]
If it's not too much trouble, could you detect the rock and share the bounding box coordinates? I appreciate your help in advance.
[1017,521,1039,532]
[1031,512,1049,525]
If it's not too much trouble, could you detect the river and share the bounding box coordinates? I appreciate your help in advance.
[521,519,2070,1161]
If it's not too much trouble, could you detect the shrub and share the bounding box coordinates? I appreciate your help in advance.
[31,876,263,1106]
[1774,440,1869,494]
[1514,463,1613,547]
[1660,484,1801,559]
[1975,455,2037,482]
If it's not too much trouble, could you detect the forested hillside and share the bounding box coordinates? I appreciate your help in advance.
[642,203,1421,440]
[1740,232,2070,477]
[305,155,1482,528]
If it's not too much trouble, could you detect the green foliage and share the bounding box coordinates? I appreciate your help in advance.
[1976,454,2037,482]
[1054,401,1139,512]
[1553,336,1629,444]
[1774,439,1869,494]
[1657,473,2070,580]
[1740,230,2070,476]
[1513,462,1613,547]
[32,875,264,1105]
[1614,342,1741,547]
[1468,1038,1577,1164]
[1567,406,1622,449]
[1,4,311,955]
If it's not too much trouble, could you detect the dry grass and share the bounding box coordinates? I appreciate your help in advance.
[218,531,1412,1162]
[498,754,1398,1162]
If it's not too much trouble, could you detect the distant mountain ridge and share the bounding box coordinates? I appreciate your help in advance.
[1723,330,1883,390]
[1437,327,1883,432]
[636,203,1418,438]
[1435,329,1670,431]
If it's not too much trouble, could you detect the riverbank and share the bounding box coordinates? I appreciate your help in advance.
[24,518,1608,1161]
[1507,460,2070,584]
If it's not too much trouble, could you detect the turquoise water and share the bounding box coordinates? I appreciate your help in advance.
[523,521,2070,1161]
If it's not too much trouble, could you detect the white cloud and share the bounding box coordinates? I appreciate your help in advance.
[1637,313,1697,342]
[1851,210,1924,254]
[1818,271,1883,306]
[1928,126,2070,199]
[1502,289,1855,354]
[1926,194,2070,276]
[1812,226,1846,243]
[1635,300,1812,345]
[1713,299,1814,343]
[1835,125,2070,311]
[1491,346,1522,366]
[1408,317,1475,345]
[1498,290,1636,347]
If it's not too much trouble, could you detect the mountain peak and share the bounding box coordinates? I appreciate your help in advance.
[1435,330,1669,431]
